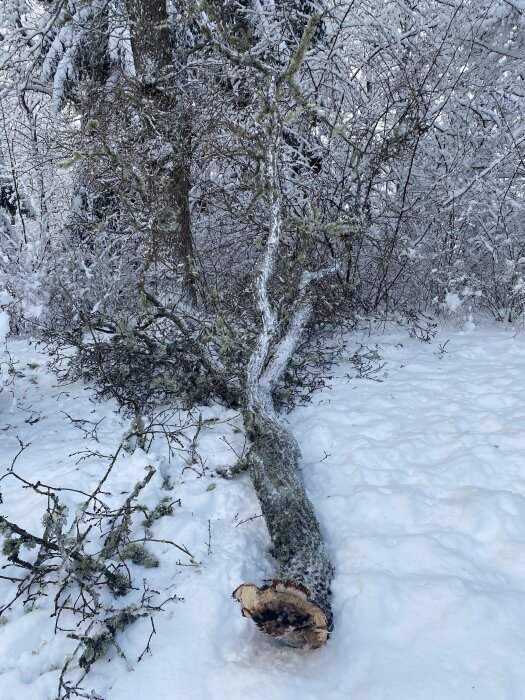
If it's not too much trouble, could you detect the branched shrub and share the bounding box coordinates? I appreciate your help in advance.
[0,434,194,700]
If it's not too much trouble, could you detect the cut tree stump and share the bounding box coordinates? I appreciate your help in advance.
[233,580,330,648]
[233,406,334,648]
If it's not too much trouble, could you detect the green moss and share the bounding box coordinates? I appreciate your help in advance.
[121,543,159,568]
[106,607,139,633]
[79,607,140,669]
[2,537,21,559]
[106,571,130,596]
[100,525,127,560]
[142,496,174,529]
[57,151,84,170]
[79,629,114,669]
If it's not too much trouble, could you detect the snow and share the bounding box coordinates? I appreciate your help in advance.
[0,306,12,412]
[0,310,8,346]
[2,323,525,699]
[444,292,462,312]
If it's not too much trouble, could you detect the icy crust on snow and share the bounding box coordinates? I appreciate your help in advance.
[2,325,525,699]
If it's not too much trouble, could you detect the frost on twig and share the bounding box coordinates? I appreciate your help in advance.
[0,434,191,699]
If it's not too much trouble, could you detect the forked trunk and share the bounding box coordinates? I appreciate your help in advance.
[233,75,334,648]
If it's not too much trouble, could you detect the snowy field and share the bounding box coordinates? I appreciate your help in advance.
[2,322,525,700]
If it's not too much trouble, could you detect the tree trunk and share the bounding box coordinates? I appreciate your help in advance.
[126,0,196,301]
[229,74,334,648]
[126,0,172,82]
[234,391,334,648]
[167,106,196,303]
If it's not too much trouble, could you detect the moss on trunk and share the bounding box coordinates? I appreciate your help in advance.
[234,404,334,647]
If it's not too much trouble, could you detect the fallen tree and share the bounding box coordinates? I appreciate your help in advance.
[21,0,431,649]
[140,78,337,643]
[233,414,334,648]
[5,0,517,655]
[232,77,335,645]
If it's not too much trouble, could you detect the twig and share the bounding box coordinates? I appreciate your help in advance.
[137,616,156,663]
[235,514,262,527]
[206,519,212,555]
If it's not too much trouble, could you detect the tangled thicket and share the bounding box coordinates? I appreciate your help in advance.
[0,1,523,413]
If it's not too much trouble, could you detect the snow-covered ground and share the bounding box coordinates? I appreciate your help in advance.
[2,322,525,700]
[0,301,13,413]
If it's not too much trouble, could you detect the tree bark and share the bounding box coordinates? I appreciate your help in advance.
[126,0,172,83]
[234,389,334,648]
[231,75,334,648]
[126,0,196,301]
